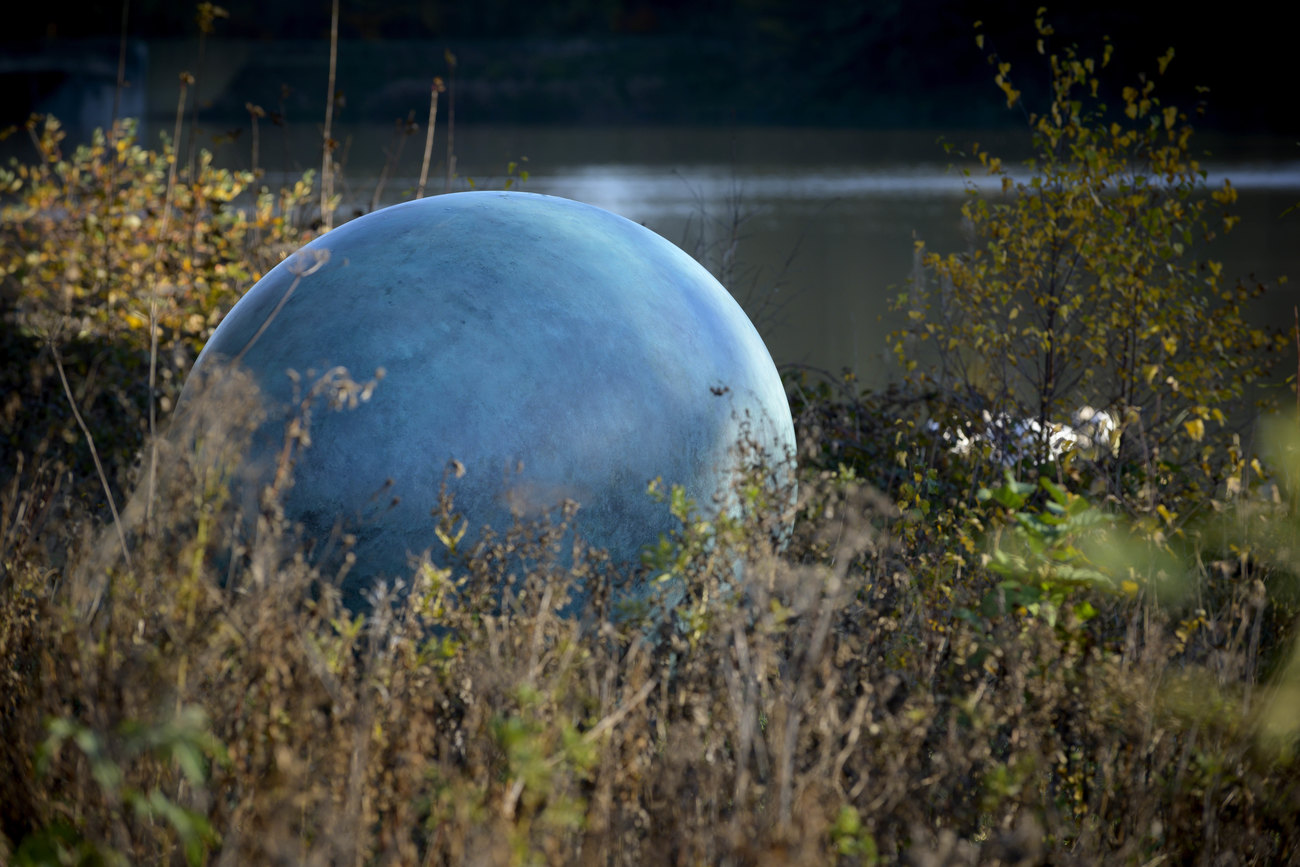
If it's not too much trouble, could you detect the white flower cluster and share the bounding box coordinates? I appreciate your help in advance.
[930,405,1118,464]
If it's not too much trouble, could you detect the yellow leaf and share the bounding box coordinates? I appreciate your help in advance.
[1184,418,1205,442]
[1121,580,1139,596]
[1212,180,1237,205]
[976,33,984,49]
[1158,47,1175,75]
[1156,504,1175,525]
[1163,106,1177,130]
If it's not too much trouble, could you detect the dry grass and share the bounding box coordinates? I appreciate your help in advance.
[2,364,1299,865]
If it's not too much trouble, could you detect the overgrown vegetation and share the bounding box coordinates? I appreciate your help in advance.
[3,15,1300,865]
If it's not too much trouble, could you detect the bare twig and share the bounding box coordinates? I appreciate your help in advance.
[51,341,132,571]
[187,3,226,178]
[580,677,657,745]
[232,250,330,367]
[108,0,130,175]
[321,0,340,230]
[247,102,265,178]
[370,112,415,211]
[416,79,445,199]
[145,73,191,527]
[444,50,457,193]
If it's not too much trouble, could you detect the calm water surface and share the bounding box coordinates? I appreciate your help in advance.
[204,125,1300,384]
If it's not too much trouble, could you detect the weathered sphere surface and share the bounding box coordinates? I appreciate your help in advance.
[183,191,795,603]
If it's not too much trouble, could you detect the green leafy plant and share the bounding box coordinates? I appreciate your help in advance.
[977,472,1115,627]
[16,707,226,866]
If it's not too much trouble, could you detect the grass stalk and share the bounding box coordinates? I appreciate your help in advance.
[444,50,457,193]
[415,80,443,199]
[369,112,415,211]
[144,74,191,528]
[108,0,130,174]
[321,0,340,230]
[232,254,328,366]
[247,102,264,179]
[51,341,131,571]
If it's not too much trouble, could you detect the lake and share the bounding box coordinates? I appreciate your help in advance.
[179,123,1300,384]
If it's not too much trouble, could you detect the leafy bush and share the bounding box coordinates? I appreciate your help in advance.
[0,115,316,502]
[892,17,1285,516]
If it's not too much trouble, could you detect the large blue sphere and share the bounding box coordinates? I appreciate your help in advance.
[182,191,795,604]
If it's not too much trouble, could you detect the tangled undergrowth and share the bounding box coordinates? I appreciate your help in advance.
[4,357,1300,865]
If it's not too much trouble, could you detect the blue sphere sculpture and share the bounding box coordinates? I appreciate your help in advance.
[181,191,795,606]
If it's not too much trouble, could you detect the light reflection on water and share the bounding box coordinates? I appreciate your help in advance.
[234,125,1300,382]
[518,164,1300,383]
[529,161,1300,220]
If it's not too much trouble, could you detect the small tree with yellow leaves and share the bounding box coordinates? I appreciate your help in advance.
[896,15,1285,515]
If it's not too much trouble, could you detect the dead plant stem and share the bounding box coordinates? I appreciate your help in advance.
[321,0,340,230]
[444,51,457,192]
[51,341,131,570]
[144,76,190,528]
[108,0,130,183]
[416,82,441,199]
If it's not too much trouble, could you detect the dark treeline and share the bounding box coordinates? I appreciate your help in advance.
[3,1,1291,131]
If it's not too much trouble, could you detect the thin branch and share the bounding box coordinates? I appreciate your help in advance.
[321,0,340,230]
[52,341,132,570]
[416,79,444,199]
[144,74,190,528]
[580,677,657,745]
[232,251,330,367]
[443,50,457,192]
